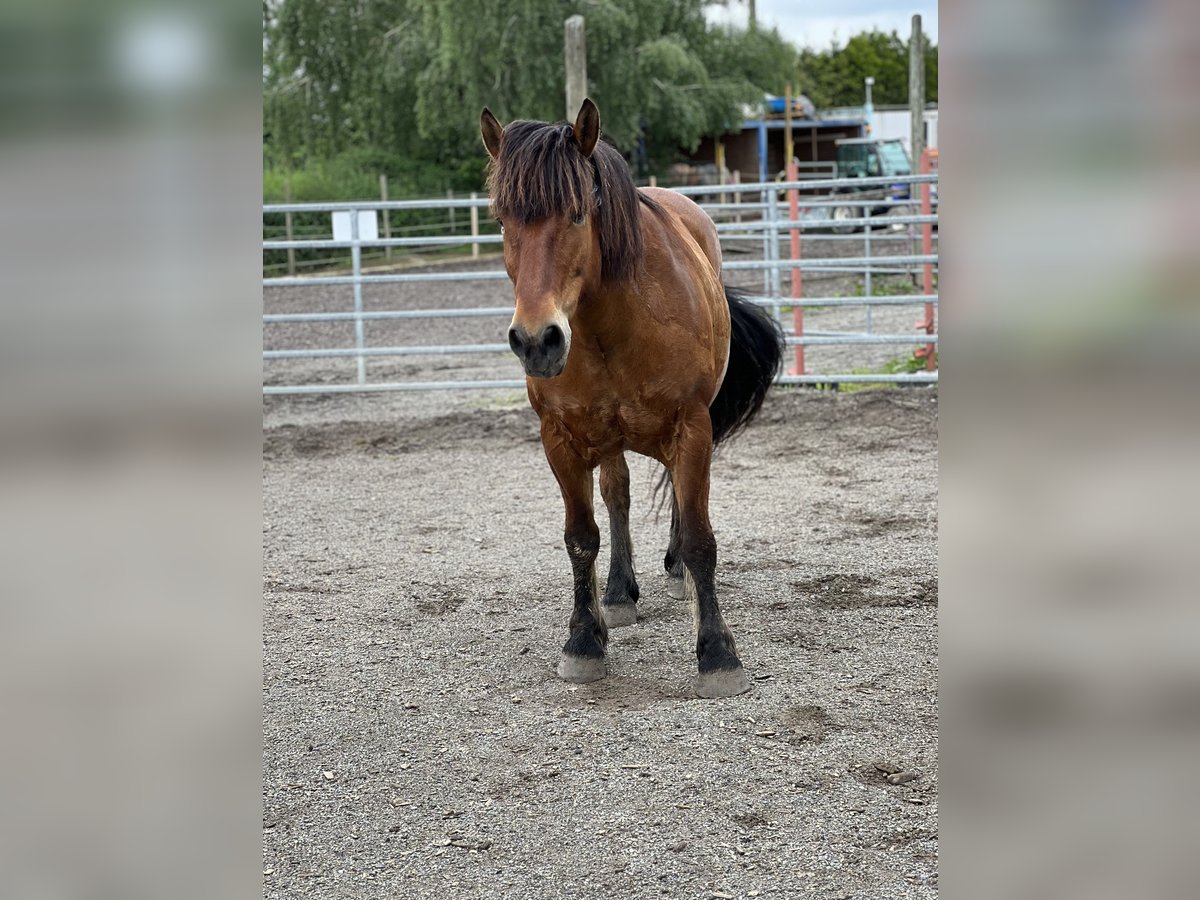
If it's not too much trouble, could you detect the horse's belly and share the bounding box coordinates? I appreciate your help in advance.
[616,403,676,460]
[578,405,659,457]
[580,401,678,464]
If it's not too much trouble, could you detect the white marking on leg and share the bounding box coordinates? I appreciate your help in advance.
[684,568,700,634]
[589,564,603,626]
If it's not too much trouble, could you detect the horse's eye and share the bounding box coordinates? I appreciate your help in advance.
[572,213,585,226]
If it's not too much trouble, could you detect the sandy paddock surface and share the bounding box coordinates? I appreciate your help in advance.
[262,383,938,899]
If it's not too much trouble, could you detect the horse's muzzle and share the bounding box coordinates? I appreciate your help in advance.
[508,323,568,378]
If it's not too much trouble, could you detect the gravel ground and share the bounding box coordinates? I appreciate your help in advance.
[263,385,939,898]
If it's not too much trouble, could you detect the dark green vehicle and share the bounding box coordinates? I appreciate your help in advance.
[830,138,914,233]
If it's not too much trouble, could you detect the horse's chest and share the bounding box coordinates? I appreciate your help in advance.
[552,398,667,460]
[531,384,656,456]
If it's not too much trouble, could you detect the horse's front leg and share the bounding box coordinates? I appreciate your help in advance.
[669,408,750,698]
[543,434,608,683]
[599,454,640,627]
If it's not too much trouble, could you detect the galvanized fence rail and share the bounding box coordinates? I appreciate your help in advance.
[263,170,938,394]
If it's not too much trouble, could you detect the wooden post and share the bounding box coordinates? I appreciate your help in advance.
[715,140,726,185]
[447,188,456,234]
[379,173,392,260]
[469,192,480,259]
[564,16,587,123]
[732,170,741,224]
[648,175,657,188]
[784,82,794,171]
[284,173,296,276]
[909,15,925,163]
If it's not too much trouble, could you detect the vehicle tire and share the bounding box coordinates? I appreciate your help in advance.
[889,203,913,232]
[831,205,856,235]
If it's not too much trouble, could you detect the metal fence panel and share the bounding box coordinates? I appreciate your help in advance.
[263,170,938,393]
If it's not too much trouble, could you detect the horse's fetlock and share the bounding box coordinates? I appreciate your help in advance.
[563,623,606,658]
[697,630,741,673]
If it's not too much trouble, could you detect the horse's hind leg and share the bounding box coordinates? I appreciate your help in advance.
[670,409,750,699]
[543,432,607,683]
[663,495,686,600]
[599,454,640,627]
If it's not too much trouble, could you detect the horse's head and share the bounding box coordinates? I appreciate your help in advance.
[481,99,603,379]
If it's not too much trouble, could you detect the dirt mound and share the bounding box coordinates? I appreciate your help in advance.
[263,408,541,459]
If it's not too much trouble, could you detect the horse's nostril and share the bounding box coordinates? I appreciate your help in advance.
[542,324,563,349]
[508,327,524,354]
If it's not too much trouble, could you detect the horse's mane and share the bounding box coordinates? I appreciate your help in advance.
[485,119,658,284]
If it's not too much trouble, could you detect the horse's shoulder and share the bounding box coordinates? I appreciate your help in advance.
[637,187,720,267]
[637,186,703,224]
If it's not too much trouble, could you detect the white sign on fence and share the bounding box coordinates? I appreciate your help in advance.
[331,210,379,242]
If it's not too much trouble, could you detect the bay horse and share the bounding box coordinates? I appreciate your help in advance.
[481,99,783,698]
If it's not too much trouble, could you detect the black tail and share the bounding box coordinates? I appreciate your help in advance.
[709,286,784,446]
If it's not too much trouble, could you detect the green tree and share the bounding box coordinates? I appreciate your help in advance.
[796,29,937,108]
[405,1,794,168]
[264,0,801,176]
[264,3,940,185]
[264,0,427,165]
[580,3,787,163]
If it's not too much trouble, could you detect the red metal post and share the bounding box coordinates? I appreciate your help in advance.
[915,149,936,370]
[787,159,804,375]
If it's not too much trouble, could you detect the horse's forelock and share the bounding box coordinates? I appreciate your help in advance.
[485,119,647,283]
[487,121,594,224]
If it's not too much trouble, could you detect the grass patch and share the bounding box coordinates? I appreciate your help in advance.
[806,350,937,393]
[796,273,937,391]
[850,275,938,297]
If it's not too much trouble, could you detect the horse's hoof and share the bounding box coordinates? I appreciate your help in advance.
[601,603,638,628]
[694,667,751,699]
[558,653,607,684]
[666,576,686,600]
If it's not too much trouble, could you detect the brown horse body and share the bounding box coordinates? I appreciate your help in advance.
[528,185,729,466]
[482,99,782,698]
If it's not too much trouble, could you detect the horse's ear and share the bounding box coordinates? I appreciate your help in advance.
[572,98,600,158]
[480,107,504,160]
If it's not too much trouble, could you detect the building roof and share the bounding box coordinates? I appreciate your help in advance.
[738,118,864,131]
